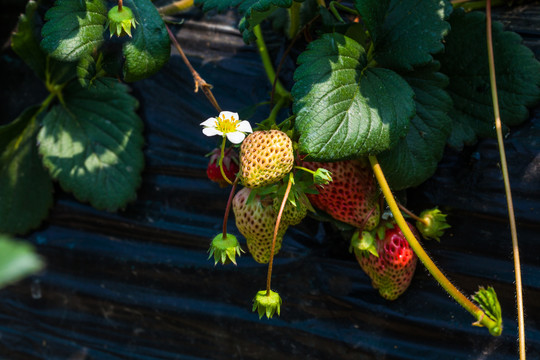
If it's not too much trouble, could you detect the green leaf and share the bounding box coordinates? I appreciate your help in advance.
[77,53,106,88]
[354,0,451,71]
[38,78,144,211]
[0,235,44,289]
[195,0,304,43]
[122,0,170,82]
[11,0,46,80]
[438,9,540,149]
[0,106,54,235]
[292,33,415,161]
[41,0,108,62]
[378,65,452,190]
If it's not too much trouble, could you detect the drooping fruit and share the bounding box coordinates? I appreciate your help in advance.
[303,159,380,230]
[239,130,294,188]
[206,148,239,187]
[232,187,288,263]
[351,220,418,300]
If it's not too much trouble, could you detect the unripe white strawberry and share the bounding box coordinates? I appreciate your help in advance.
[239,130,294,188]
[233,187,288,263]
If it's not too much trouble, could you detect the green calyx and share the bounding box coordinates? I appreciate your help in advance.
[208,233,244,265]
[416,207,451,242]
[349,229,378,257]
[252,289,282,319]
[108,5,137,38]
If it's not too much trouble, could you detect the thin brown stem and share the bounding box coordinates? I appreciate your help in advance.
[222,177,239,239]
[118,0,123,11]
[397,203,428,226]
[166,24,222,112]
[486,0,525,356]
[266,174,293,294]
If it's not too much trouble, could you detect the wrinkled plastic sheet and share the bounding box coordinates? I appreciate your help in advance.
[0,6,539,360]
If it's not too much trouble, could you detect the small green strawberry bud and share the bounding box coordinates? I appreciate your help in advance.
[350,230,378,257]
[472,286,503,336]
[108,5,137,38]
[207,233,244,265]
[252,289,282,319]
[416,207,451,242]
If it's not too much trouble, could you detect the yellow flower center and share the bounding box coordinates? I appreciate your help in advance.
[215,114,239,134]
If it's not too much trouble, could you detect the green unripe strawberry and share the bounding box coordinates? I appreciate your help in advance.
[239,130,294,188]
[108,5,137,38]
[233,188,288,263]
[272,197,307,226]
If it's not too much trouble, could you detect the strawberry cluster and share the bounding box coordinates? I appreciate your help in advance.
[203,119,450,317]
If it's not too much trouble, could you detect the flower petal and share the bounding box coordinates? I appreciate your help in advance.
[219,111,239,121]
[200,117,218,127]
[236,120,253,134]
[203,127,222,137]
[226,131,246,144]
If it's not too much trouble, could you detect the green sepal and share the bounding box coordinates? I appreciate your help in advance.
[313,168,332,185]
[207,233,244,265]
[416,207,451,242]
[252,289,282,319]
[473,286,503,336]
[350,230,378,257]
[108,5,138,38]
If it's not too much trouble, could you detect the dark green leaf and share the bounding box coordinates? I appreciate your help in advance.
[0,106,54,235]
[11,0,46,80]
[77,53,105,88]
[439,9,540,149]
[38,78,144,211]
[292,33,414,161]
[122,0,170,82]
[0,235,44,289]
[354,0,451,71]
[41,0,107,62]
[195,0,304,43]
[378,65,452,190]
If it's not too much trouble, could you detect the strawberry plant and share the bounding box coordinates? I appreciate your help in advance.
[2,0,540,357]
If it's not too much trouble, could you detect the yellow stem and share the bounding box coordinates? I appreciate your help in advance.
[158,0,194,16]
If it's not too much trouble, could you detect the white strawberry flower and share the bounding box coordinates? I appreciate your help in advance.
[200,111,253,144]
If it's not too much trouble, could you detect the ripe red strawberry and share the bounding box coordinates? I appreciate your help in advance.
[302,159,380,230]
[233,187,288,263]
[352,220,418,300]
[206,148,239,187]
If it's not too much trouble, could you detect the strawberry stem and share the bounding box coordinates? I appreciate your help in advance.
[253,25,291,105]
[118,0,123,11]
[397,203,428,226]
[222,177,239,239]
[165,24,222,112]
[486,0,524,353]
[368,155,501,336]
[266,173,294,295]
[218,136,233,186]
